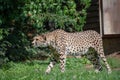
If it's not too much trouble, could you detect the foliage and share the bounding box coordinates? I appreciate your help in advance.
[0,0,36,65]
[21,0,91,32]
[0,57,120,80]
[0,29,10,66]
[0,0,91,65]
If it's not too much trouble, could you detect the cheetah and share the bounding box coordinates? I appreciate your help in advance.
[32,29,112,74]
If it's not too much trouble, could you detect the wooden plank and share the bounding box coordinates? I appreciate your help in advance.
[100,0,120,35]
[87,6,99,11]
[90,2,99,6]
[86,17,99,21]
[83,26,100,33]
[84,0,100,33]
[91,0,98,3]
[85,23,99,31]
[86,18,99,23]
[87,12,99,18]
[84,23,99,27]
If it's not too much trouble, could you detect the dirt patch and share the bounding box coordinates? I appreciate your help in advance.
[107,51,120,59]
[107,51,120,71]
[113,68,120,71]
[85,51,120,70]
[85,64,93,69]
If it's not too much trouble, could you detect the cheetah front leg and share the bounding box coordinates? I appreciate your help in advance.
[45,47,59,74]
[59,53,66,73]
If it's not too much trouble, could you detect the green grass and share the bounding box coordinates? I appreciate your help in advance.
[0,57,120,80]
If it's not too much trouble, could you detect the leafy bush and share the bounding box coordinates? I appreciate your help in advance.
[0,0,91,65]
[0,0,34,64]
[21,0,91,32]
[0,29,10,66]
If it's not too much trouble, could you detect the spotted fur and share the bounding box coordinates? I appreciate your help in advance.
[32,29,112,74]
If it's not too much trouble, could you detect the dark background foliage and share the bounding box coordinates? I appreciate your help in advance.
[0,0,91,66]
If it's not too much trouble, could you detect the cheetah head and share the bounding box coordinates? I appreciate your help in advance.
[32,35,47,47]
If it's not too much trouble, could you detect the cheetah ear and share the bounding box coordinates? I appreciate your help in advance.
[36,34,39,36]
[41,34,46,40]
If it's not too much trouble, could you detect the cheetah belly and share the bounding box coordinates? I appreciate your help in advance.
[66,45,88,56]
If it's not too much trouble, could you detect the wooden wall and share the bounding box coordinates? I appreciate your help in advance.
[84,0,100,33]
[84,0,120,55]
[103,37,120,55]
[101,0,120,35]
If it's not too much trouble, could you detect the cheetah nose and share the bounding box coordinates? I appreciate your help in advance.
[32,42,34,45]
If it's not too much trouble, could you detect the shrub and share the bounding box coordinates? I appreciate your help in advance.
[21,0,91,32]
[0,0,91,65]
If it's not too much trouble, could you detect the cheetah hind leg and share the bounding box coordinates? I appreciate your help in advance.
[45,58,58,74]
[99,52,112,74]
[85,47,103,73]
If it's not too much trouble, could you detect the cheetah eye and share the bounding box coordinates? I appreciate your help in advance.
[36,39,39,41]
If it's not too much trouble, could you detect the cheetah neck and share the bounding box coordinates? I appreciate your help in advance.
[44,33,57,48]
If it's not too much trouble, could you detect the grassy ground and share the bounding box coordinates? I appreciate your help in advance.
[0,56,120,80]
